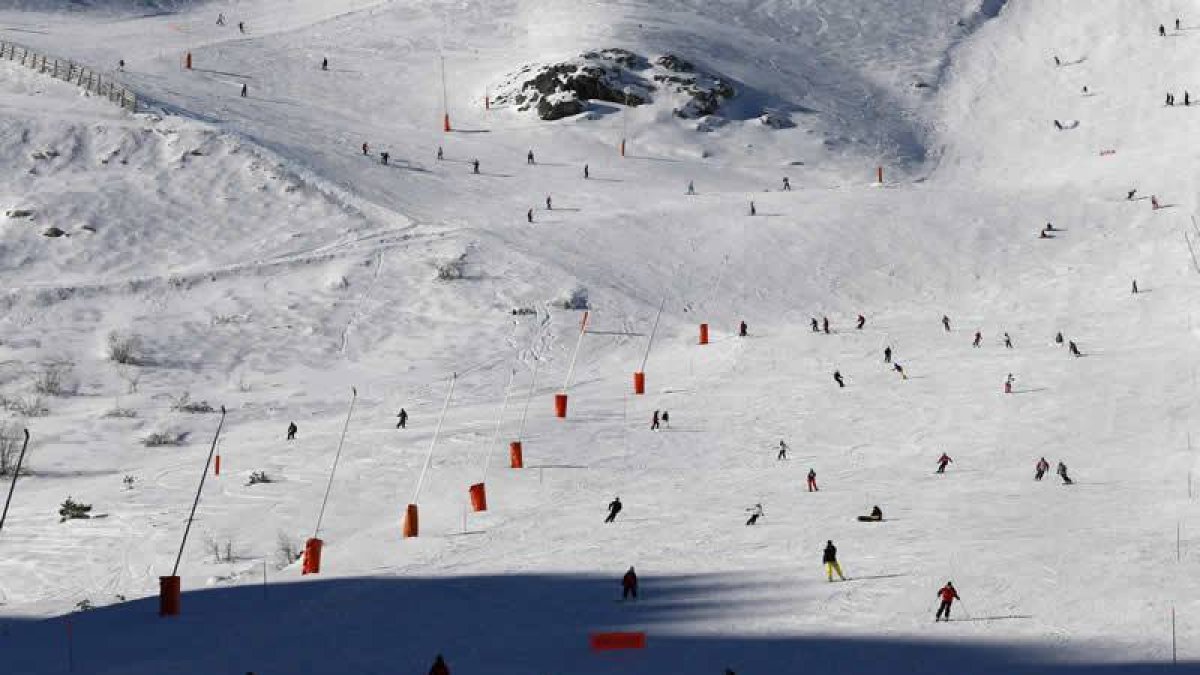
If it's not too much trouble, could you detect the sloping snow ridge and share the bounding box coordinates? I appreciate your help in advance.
[0,0,1198,673]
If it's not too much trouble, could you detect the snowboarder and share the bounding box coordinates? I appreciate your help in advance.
[1035,457,1050,481]
[1055,331,1064,344]
[823,540,845,581]
[1127,189,1137,200]
[1004,332,1013,349]
[822,317,830,334]
[472,159,480,174]
[1132,279,1139,294]
[942,315,951,332]
[622,567,638,599]
[321,57,328,71]
[782,177,791,191]
[777,440,788,461]
[437,146,443,160]
[687,180,696,195]
[856,314,866,330]
[973,331,982,348]
[286,422,297,441]
[739,321,748,337]
[810,318,820,333]
[396,408,408,429]
[238,21,245,34]
[807,468,819,492]
[1004,373,1015,394]
[1068,340,1081,357]
[1151,195,1161,210]
[936,453,953,474]
[858,505,883,522]
[428,654,450,675]
[1057,461,1073,485]
[526,150,535,165]
[526,208,533,224]
[605,497,623,523]
[546,196,553,210]
[662,411,670,428]
[832,371,844,388]
[884,346,892,363]
[583,164,589,179]
[240,83,248,98]
[745,503,764,526]
[1160,24,1167,37]
[893,362,907,380]
[651,410,660,431]
[935,582,960,622]
[380,151,389,165]
[749,201,756,216]
[362,142,369,156]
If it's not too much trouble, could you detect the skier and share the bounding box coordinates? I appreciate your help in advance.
[1167,93,1175,106]
[687,180,696,195]
[777,440,788,461]
[1055,331,1064,344]
[286,422,297,441]
[1177,17,1183,30]
[807,468,819,492]
[832,371,844,388]
[1004,332,1013,349]
[884,346,892,363]
[118,59,125,70]
[428,654,450,675]
[810,318,820,333]
[823,540,846,581]
[739,321,748,337]
[238,21,245,34]
[396,408,408,429]
[472,159,480,174]
[1082,85,1089,95]
[1160,24,1167,37]
[1187,91,1192,107]
[1045,222,1055,232]
[362,142,369,156]
[321,57,328,71]
[856,314,866,330]
[1057,461,1073,485]
[216,12,225,25]
[651,410,661,431]
[749,201,756,216]
[1053,120,1063,131]
[437,146,443,160]
[745,503,764,526]
[526,208,533,224]
[380,151,389,165]
[858,505,883,522]
[1004,373,1015,394]
[973,331,982,348]
[822,317,830,334]
[1053,56,1060,66]
[662,410,670,428]
[1035,457,1050,481]
[546,196,553,210]
[605,497,623,523]
[1068,340,1081,357]
[782,177,791,191]
[583,164,590,179]
[1151,195,1161,210]
[1127,189,1137,200]
[936,453,953,474]
[526,150,535,165]
[622,567,638,600]
[1039,229,1051,239]
[942,315,951,332]
[240,83,248,98]
[893,362,907,380]
[935,582,960,622]
[1132,279,1139,294]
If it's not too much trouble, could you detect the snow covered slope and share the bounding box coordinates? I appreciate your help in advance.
[0,0,1198,673]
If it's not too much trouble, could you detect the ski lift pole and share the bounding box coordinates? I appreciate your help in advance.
[481,369,517,482]
[562,311,590,393]
[172,407,226,576]
[411,374,457,504]
[517,351,541,441]
[639,297,667,373]
[0,429,30,537]
[312,387,358,539]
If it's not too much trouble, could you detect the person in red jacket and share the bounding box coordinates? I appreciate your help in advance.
[935,582,960,622]
[936,453,953,474]
[622,566,638,600]
[428,654,450,675]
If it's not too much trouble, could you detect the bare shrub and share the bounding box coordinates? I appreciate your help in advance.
[32,359,76,396]
[0,423,26,476]
[276,531,302,567]
[2,394,49,417]
[116,365,142,394]
[435,253,468,281]
[143,430,188,447]
[169,391,215,414]
[106,331,143,365]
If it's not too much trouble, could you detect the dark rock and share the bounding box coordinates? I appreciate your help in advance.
[537,94,586,120]
[656,54,695,73]
[42,227,66,238]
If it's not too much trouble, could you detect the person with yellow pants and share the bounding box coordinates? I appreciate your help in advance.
[823,540,846,582]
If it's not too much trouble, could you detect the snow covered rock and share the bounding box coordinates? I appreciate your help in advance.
[494,49,653,120]
[536,91,587,121]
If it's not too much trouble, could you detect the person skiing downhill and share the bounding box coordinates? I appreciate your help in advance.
[1004,373,1015,394]
[1132,279,1139,294]
[823,540,846,581]
[380,151,389,165]
[216,12,225,25]
[749,201,756,216]
[472,159,480,174]
[396,408,408,429]
[739,321,748,337]
[1035,457,1050,481]
[238,21,245,33]
[782,177,791,191]
[936,453,953,474]
[651,410,661,431]
[884,346,892,363]
[807,468,819,492]
[1057,462,1073,485]
[1004,332,1013,348]
[437,146,444,160]
[893,362,907,380]
[526,208,533,224]
[240,83,248,98]
[1151,195,1161,210]
[942,315,951,332]
[362,142,369,156]
[428,654,450,675]
[286,422,298,441]
[811,318,820,333]
[1068,340,1081,357]
[661,411,670,428]
[583,164,589,179]
[526,149,535,165]
[1160,24,1167,37]
[973,331,982,347]
[833,371,845,388]
[745,503,764,526]
[777,440,789,461]
[546,196,553,210]
[1177,17,1183,30]
[935,582,960,622]
[687,180,696,195]
[1127,189,1138,200]
[321,57,328,71]
[1053,56,1060,66]
[605,497,623,523]
[622,567,638,600]
[856,315,866,330]
[822,317,831,334]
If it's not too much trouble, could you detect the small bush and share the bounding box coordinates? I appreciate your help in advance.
[143,430,187,447]
[276,532,302,567]
[103,406,138,419]
[59,497,93,522]
[435,253,468,281]
[0,424,26,476]
[32,360,76,396]
[2,394,49,417]
[75,599,94,612]
[107,331,142,365]
[246,470,272,486]
[169,392,214,414]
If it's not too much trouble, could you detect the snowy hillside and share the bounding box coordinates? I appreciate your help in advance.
[0,0,1198,673]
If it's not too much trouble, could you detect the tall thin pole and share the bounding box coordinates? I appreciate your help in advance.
[411,374,457,504]
[440,56,449,120]
[0,429,30,536]
[517,352,541,441]
[313,387,358,539]
[481,369,517,480]
[639,297,667,372]
[1172,606,1178,665]
[561,311,591,392]
[172,407,226,576]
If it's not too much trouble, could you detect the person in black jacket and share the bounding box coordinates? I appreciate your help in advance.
[605,497,623,523]
[823,540,846,581]
[286,422,297,441]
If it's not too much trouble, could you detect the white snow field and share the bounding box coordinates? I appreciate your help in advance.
[0,0,1198,673]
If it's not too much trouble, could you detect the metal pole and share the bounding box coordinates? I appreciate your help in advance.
[639,297,667,372]
[313,387,358,538]
[0,429,30,536]
[481,369,517,481]
[411,374,457,504]
[561,311,591,392]
[1173,606,1178,665]
[517,352,541,441]
[171,407,226,576]
[440,56,449,119]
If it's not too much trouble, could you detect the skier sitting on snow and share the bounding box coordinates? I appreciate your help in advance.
[745,503,764,526]
[935,582,960,622]
[858,505,883,522]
